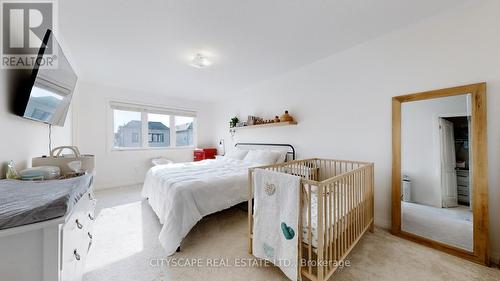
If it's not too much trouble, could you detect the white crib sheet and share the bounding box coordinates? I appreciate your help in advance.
[301,188,359,248]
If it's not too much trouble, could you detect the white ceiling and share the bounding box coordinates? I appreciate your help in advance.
[59,0,468,101]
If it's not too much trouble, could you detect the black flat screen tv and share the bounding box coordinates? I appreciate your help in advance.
[14,29,77,126]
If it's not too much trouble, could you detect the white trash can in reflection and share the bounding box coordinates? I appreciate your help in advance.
[402,175,412,202]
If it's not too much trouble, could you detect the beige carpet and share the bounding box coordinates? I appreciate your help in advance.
[83,185,499,281]
[402,202,473,251]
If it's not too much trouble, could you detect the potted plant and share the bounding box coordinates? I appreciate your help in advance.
[229,116,239,128]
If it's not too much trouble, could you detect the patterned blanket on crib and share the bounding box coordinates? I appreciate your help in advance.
[252,169,301,281]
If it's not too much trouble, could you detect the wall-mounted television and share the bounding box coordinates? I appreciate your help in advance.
[14,29,77,126]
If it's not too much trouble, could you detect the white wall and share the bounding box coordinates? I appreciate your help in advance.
[0,70,73,177]
[401,95,468,207]
[73,82,216,190]
[212,0,500,261]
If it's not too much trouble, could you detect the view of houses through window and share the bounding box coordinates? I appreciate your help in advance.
[113,110,142,147]
[175,116,194,146]
[112,106,194,149]
[147,113,170,147]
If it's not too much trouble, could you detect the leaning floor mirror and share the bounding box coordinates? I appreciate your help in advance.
[392,83,489,265]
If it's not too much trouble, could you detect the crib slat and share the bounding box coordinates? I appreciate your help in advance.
[298,182,303,275]
[325,183,329,269]
[336,179,339,261]
[307,184,312,275]
[351,172,354,244]
[351,174,354,246]
[317,182,324,280]
[356,171,360,238]
[352,173,356,243]
[329,183,332,268]
[342,176,346,255]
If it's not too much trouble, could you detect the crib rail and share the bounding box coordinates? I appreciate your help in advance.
[248,158,374,281]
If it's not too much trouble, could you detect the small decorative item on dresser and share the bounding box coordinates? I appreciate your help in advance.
[6,160,20,179]
[274,116,280,123]
[280,110,294,122]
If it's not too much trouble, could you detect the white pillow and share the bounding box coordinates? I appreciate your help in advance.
[225,149,248,160]
[274,150,288,164]
[243,150,281,165]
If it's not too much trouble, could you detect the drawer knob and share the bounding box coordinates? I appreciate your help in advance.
[88,213,95,221]
[74,249,81,261]
[76,219,83,229]
[88,232,93,239]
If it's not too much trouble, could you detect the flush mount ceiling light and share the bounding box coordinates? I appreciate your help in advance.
[190,53,211,69]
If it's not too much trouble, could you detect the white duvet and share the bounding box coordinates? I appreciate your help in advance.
[141,158,256,255]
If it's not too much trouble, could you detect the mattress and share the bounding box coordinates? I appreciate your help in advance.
[301,188,353,248]
[142,158,258,255]
[0,174,93,230]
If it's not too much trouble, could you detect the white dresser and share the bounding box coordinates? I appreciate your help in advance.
[456,169,471,206]
[0,189,96,281]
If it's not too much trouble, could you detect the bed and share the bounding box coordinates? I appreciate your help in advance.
[249,159,375,281]
[142,143,295,255]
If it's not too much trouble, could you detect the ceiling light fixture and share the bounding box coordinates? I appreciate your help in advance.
[190,53,211,69]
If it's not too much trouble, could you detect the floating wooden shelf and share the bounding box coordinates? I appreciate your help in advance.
[231,121,297,130]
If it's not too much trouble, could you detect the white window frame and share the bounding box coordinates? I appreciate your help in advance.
[108,100,197,151]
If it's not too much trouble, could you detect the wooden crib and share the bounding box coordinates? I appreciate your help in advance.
[248,159,374,281]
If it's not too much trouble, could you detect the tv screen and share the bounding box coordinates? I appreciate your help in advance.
[15,29,77,126]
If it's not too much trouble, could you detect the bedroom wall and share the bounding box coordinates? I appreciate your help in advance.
[0,70,73,177]
[73,81,216,190]
[401,95,469,207]
[212,0,500,261]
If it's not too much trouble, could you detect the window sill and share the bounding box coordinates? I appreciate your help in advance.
[111,146,195,152]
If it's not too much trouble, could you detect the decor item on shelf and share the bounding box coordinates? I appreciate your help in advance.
[229,116,239,128]
[247,115,263,126]
[274,116,280,123]
[6,161,20,180]
[280,110,294,122]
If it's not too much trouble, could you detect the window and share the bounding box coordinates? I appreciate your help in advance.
[148,113,170,147]
[111,102,196,150]
[113,110,142,148]
[175,116,194,147]
[149,133,165,143]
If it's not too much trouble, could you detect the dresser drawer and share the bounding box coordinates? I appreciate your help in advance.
[458,194,469,203]
[458,185,469,195]
[61,190,96,281]
[457,176,469,186]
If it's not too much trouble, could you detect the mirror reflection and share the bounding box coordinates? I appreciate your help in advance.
[401,94,473,251]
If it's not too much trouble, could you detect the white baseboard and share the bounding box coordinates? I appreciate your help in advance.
[94,181,144,191]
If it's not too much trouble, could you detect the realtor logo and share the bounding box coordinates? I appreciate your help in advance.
[1,1,56,68]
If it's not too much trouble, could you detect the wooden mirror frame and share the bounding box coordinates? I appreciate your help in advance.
[391,83,489,265]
